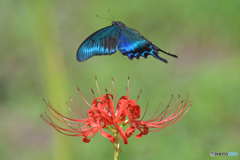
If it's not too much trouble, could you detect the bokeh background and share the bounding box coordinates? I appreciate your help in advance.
[1,0,239,159]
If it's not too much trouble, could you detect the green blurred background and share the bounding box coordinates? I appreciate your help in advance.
[1,0,239,159]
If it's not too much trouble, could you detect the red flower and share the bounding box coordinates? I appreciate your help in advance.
[124,95,190,139]
[41,77,191,145]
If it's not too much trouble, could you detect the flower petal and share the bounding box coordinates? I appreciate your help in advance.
[99,128,116,143]
[82,137,90,143]
[126,126,136,138]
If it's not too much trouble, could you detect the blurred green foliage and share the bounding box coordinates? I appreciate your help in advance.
[0,0,239,160]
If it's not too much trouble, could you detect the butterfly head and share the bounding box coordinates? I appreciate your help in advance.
[112,21,126,28]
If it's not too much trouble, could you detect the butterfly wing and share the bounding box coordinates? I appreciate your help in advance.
[77,25,120,62]
[118,27,177,63]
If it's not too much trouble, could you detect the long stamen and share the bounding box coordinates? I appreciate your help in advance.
[159,95,173,121]
[109,84,111,94]
[140,98,149,121]
[136,94,139,104]
[128,76,129,96]
[61,116,82,132]
[136,89,142,104]
[66,101,80,120]
[77,87,91,107]
[95,76,102,97]
[71,98,87,118]
[149,102,161,121]
[44,102,72,124]
[180,103,191,119]
[111,77,117,106]
[91,88,95,99]
[150,95,176,122]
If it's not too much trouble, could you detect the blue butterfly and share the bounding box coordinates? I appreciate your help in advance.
[77,21,177,63]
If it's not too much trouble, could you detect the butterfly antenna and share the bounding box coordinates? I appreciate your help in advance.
[108,9,114,21]
[96,15,112,21]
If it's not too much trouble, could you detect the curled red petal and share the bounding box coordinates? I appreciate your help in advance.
[82,137,90,143]
[99,128,116,143]
[135,127,149,139]
[126,126,136,138]
[115,124,128,145]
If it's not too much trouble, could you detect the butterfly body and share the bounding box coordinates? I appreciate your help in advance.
[77,21,177,63]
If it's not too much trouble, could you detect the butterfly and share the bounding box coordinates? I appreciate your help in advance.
[76,21,178,63]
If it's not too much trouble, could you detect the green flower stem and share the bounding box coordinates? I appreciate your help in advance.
[105,126,115,132]
[105,127,119,159]
[113,131,119,160]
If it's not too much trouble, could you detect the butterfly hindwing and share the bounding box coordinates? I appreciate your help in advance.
[118,27,169,63]
[77,25,120,62]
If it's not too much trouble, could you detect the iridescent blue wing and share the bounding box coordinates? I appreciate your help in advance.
[77,25,120,62]
[118,27,177,63]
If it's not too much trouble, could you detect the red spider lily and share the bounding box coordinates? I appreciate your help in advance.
[124,95,190,139]
[40,77,191,145]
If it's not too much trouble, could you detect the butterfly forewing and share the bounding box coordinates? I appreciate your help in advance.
[77,25,120,62]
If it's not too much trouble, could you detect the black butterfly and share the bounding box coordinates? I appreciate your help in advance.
[77,21,177,63]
